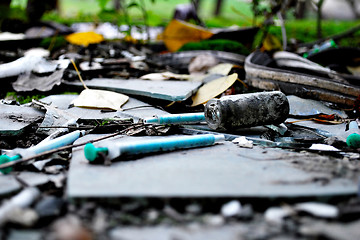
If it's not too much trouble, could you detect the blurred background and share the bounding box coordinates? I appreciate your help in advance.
[3,0,360,46]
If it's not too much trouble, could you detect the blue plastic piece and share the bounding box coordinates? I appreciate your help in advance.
[144,113,205,124]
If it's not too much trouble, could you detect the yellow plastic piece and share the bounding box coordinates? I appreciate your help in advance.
[160,19,214,52]
[65,31,104,47]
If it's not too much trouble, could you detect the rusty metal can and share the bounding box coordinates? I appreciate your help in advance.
[204,91,289,131]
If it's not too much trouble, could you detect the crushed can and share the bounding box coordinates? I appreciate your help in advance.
[204,91,289,131]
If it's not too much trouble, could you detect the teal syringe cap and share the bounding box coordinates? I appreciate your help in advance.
[346,133,360,148]
[0,155,13,174]
[84,143,108,162]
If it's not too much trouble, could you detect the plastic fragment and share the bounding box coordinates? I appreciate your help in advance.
[221,200,242,217]
[232,137,253,148]
[309,144,339,151]
[295,202,338,219]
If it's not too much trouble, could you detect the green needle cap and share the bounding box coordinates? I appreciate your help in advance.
[346,133,360,148]
[0,155,13,174]
[84,143,108,162]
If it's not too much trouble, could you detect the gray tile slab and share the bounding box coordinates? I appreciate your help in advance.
[288,95,347,118]
[40,94,77,110]
[0,175,21,196]
[40,94,168,121]
[67,135,357,198]
[287,119,346,138]
[63,78,202,101]
[110,224,248,240]
[0,104,44,136]
[17,172,50,187]
[287,95,348,138]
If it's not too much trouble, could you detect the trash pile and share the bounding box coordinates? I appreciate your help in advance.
[0,18,360,240]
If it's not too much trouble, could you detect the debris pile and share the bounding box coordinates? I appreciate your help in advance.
[0,15,360,240]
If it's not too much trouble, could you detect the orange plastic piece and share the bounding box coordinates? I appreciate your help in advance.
[159,19,214,52]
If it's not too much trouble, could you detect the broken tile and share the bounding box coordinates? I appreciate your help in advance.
[67,135,357,198]
[32,99,79,136]
[0,175,21,196]
[40,94,168,121]
[284,96,350,138]
[63,78,202,101]
[288,120,346,139]
[0,104,43,136]
[288,95,347,118]
[16,172,50,187]
[32,159,52,171]
[109,224,248,240]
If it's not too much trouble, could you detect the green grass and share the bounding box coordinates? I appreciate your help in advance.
[7,0,360,46]
[267,19,360,47]
[5,92,46,104]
